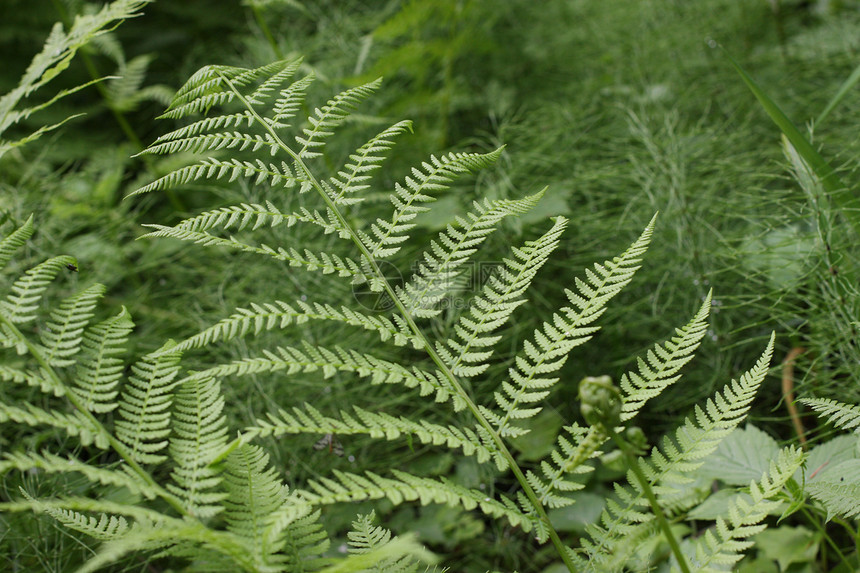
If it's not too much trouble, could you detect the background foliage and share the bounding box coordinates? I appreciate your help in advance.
[2,0,860,571]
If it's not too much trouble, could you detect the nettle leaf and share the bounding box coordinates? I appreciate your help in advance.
[698,424,780,486]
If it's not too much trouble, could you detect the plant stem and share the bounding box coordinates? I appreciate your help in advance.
[607,426,691,573]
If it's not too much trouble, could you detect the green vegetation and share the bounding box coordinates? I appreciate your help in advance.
[2,1,859,571]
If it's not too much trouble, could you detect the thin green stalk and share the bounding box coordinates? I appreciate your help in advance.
[607,426,691,573]
[0,313,189,517]
[220,72,580,572]
[250,4,284,59]
[799,506,850,569]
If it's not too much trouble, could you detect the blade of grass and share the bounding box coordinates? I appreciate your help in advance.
[721,46,860,236]
[816,62,860,127]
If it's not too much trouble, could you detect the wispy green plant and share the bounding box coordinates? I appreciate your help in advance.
[0,0,150,160]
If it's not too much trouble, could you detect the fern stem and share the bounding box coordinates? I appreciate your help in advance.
[219,72,579,571]
[607,426,691,573]
[0,313,189,517]
[800,506,851,569]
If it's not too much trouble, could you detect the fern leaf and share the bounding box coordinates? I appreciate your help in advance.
[142,130,280,157]
[328,120,413,204]
[41,507,129,540]
[365,148,503,259]
[72,307,134,414]
[620,291,711,421]
[222,444,326,569]
[0,215,34,271]
[246,403,498,465]
[181,343,453,401]
[273,71,314,124]
[799,397,860,433]
[399,192,545,318]
[167,376,229,519]
[296,79,383,159]
[488,217,655,436]
[689,446,804,572]
[132,158,299,196]
[344,511,431,573]
[247,58,303,106]
[114,341,182,464]
[1,255,78,324]
[39,283,105,367]
[0,451,156,499]
[437,217,567,377]
[169,202,350,240]
[160,299,421,357]
[138,224,367,279]
[805,459,860,520]
[527,424,604,511]
[159,61,287,120]
[581,333,775,570]
[298,469,534,532]
[0,402,107,448]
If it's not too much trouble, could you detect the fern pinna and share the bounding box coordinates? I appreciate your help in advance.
[0,58,793,572]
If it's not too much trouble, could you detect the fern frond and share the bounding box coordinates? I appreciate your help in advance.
[142,130,281,157]
[114,341,182,464]
[328,120,413,204]
[72,307,134,414]
[345,511,429,573]
[620,291,711,421]
[486,217,655,436]
[167,376,229,519]
[689,446,804,572]
[39,283,105,367]
[169,201,350,240]
[41,507,130,540]
[298,469,534,532]
[364,148,504,258]
[296,78,383,159]
[437,217,567,377]
[132,158,299,196]
[272,71,314,124]
[1,255,78,324]
[223,444,288,548]
[398,192,545,318]
[247,58,303,106]
[105,53,171,112]
[246,403,498,465]
[799,397,860,433]
[160,299,420,357]
[160,60,294,120]
[805,460,860,520]
[581,333,775,570]
[0,451,156,499]
[527,424,604,509]
[0,363,65,396]
[222,444,329,570]
[182,344,453,402]
[0,215,34,270]
[138,224,368,279]
[0,402,107,447]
